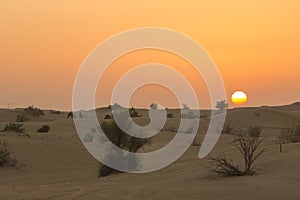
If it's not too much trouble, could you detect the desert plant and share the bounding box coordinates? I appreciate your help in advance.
[150,103,158,110]
[0,140,18,167]
[222,123,234,134]
[99,120,147,177]
[104,114,112,119]
[37,125,50,133]
[50,110,61,114]
[167,113,174,118]
[129,107,141,117]
[16,114,30,122]
[24,105,44,117]
[216,100,228,111]
[247,125,262,137]
[280,121,300,143]
[208,128,265,176]
[1,122,25,133]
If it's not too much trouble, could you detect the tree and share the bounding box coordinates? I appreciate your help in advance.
[150,103,158,110]
[216,100,228,111]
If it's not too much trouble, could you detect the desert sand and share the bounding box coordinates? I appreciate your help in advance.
[0,103,300,200]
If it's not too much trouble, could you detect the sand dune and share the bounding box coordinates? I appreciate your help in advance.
[0,104,299,199]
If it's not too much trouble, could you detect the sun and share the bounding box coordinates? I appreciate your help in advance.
[231,91,248,106]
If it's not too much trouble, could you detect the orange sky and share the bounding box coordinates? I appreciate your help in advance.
[0,1,300,110]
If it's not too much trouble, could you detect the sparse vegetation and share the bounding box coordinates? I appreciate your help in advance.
[167,113,174,118]
[222,123,234,134]
[24,105,44,117]
[280,121,300,143]
[16,114,30,122]
[150,103,158,110]
[0,140,18,167]
[1,122,25,133]
[129,107,141,117]
[99,120,147,177]
[208,127,265,176]
[37,125,50,133]
[50,110,61,114]
[104,114,112,119]
[216,100,228,111]
[247,125,262,137]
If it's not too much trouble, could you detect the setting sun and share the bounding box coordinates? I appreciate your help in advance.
[231,91,248,106]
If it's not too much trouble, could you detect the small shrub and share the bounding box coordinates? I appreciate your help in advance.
[280,121,300,143]
[37,125,50,133]
[150,103,158,110]
[129,107,141,117]
[50,110,61,114]
[216,100,228,111]
[247,125,262,137]
[16,114,30,122]
[167,113,174,118]
[99,120,147,177]
[1,122,25,133]
[200,113,208,119]
[0,140,18,167]
[208,127,265,176]
[104,114,112,119]
[222,123,234,134]
[24,105,44,117]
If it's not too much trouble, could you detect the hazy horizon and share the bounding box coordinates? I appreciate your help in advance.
[1,1,300,110]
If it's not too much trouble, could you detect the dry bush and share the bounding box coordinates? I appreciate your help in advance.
[99,120,147,177]
[16,114,30,122]
[222,123,234,134]
[1,122,25,133]
[0,140,18,167]
[247,125,262,137]
[24,105,44,117]
[37,125,50,133]
[280,121,300,143]
[208,129,265,176]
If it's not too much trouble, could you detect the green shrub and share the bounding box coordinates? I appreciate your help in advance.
[0,140,18,167]
[37,125,50,133]
[1,122,25,133]
[24,105,44,117]
[16,114,30,122]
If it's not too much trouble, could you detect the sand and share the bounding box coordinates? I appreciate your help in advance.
[0,104,300,200]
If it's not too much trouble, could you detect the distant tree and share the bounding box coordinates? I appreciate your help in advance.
[216,100,228,111]
[150,103,158,110]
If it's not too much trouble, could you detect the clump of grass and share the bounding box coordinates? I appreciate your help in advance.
[24,105,44,117]
[37,125,50,133]
[104,114,112,119]
[16,114,30,122]
[1,122,25,133]
[0,140,18,167]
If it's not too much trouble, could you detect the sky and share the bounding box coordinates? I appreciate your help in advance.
[0,1,300,110]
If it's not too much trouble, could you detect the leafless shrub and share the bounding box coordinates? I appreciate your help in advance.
[208,129,265,176]
[0,140,18,167]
